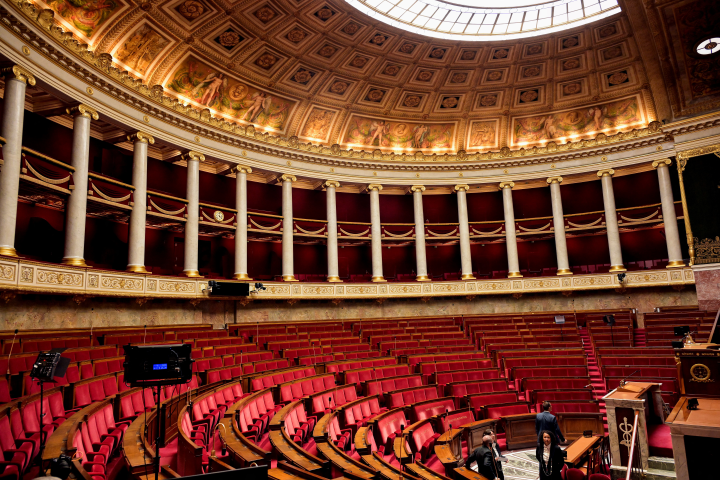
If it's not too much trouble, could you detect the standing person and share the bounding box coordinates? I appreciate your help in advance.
[483,429,507,480]
[536,431,565,480]
[465,434,500,480]
[536,401,565,443]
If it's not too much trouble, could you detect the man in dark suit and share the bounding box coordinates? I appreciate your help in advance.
[465,434,500,480]
[484,429,506,480]
[535,401,565,443]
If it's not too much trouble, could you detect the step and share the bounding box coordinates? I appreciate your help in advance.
[649,456,676,473]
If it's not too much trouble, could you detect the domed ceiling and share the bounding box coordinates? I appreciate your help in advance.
[25,0,719,156]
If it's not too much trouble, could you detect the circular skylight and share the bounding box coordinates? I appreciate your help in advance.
[344,0,622,41]
[696,38,720,55]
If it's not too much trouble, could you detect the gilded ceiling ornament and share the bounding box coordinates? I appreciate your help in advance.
[286,28,307,43]
[177,0,205,20]
[253,6,277,24]
[487,71,503,81]
[493,48,509,59]
[563,83,582,96]
[127,131,155,144]
[403,95,421,108]
[1,65,36,85]
[563,36,579,48]
[524,66,541,77]
[460,50,476,60]
[342,22,360,35]
[608,72,629,85]
[66,104,99,120]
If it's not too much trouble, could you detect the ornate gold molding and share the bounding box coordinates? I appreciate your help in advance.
[411,185,426,193]
[676,143,720,161]
[454,184,470,192]
[546,176,563,184]
[651,159,671,169]
[281,174,297,183]
[181,151,205,163]
[368,184,383,192]
[324,180,341,189]
[597,169,615,177]
[0,64,35,85]
[231,165,253,175]
[676,158,695,265]
[127,131,155,145]
[499,181,515,189]
[66,104,99,120]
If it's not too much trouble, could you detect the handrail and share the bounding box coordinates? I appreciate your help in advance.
[625,410,641,480]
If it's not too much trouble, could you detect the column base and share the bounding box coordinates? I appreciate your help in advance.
[507,271,523,278]
[126,265,149,274]
[183,270,203,278]
[233,273,253,280]
[282,275,299,282]
[62,257,88,267]
[416,275,431,282]
[0,247,18,257]
[461,274,476,280]
[327,276,343,282]
[556,269,573,276]
[666,260,685,268]
[371,276,387,283]
[609,265,627,273]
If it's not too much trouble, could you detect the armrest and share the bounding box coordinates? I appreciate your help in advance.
[2,449,28,463]
[13,438,35,448]
[0,459,24,471]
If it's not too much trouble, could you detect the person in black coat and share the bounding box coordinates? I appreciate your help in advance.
[536,430,565,480]
[535,401,565,443]
[465,434,500,480]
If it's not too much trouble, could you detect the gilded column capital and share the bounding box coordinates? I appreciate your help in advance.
[652,159,672,169]
[66,104,99,120]
[368,184,383,192]
[1,65,36,86]
[597,169,615,177]
[127,131,155,145]
[281,174,297,183]
[411,185,426,193]
[181,151,205,163]
[498,181,515,190]
[324,180,340,189]
[454,184,470,192]
[546,176,563,184]
[231,165,253,174]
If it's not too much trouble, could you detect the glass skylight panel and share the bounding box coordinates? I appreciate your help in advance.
[343,0,621,40]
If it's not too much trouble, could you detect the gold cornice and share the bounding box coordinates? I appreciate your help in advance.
[0,65,35,85]
[66,104,99,120]
[127,131,155,145]
[597,169,615,177]
[546,176,563,184]
[324,180,341,189]
[411,185,426,193]
[454,184,470,192]
[231,165,253,175]
[181,151,205,163]
[676,143,720,161]
[281,174,297,183]
[651,159,672,169]
[499,181,515,189]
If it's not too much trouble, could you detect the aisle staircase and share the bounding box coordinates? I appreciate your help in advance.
[580,326,609,435]
[634,327,647,347]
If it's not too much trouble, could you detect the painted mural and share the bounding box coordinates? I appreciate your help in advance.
[114,24,169,76]
[46,0,122,38]
[299,106,337,143]
[466,120,499,150]
[511,95,645,145]
[342,115,455,150]
[166,55,296,131]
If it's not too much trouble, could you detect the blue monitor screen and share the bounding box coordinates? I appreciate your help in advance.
[153,364,168,370]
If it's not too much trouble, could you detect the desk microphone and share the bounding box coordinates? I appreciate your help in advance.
[619,370,639,387]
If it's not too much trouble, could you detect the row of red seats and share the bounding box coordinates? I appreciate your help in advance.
[343,364,411,385]
[497,348,586,376]
[513,366,589,391]
[386,386,439,409]
[405,351,485,366]
[281,402,317,446]
[309,385,358,416]
[277,374,335,404]
[341,396,385,434]
[523,377,591,403]
[250,367,316,392]
[119,377,200,421]
[431,368,501,387]
[417,359,494,379]
[448,379,509,398]
[2,336,96,354]
[324,357,396,374]
[365,375,423,398]
[467,392,518,416]
[506,356,588,380]
[387,344,477,357]
[236,390,282,443]
[72,402,129,480]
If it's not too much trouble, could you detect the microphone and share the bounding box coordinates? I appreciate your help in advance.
[6,329,18,375]
[619,370,639,387]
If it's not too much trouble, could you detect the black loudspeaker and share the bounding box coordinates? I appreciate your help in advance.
[207,281,250,297]
[671,341,684,349]
[123,344,194,387]
[30,351,71,382]
[603,315,616,326]
[674,326,690,336]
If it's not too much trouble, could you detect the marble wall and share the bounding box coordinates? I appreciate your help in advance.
[691,265,720,312]
[0,287,697,330]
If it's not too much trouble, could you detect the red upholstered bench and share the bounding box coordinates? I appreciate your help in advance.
[364,375,423,397]
[449,379,509,397]
[343,364,411,385]
[371,408,408,453]
[432,368,501,387]
[483,402,531,419]
[549,401,600,413]
[467,392,518,415]
[410,397,456,422]
[439,409,476,433]
[309,385,358,415]
[513,366,589,391]
[386,386,439,409]
[532,389,594,409]
[410,421,440,461]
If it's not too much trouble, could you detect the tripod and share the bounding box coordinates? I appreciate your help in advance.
[34,378,50,476]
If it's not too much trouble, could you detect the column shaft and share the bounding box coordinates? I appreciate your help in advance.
[412,186,429,281]
[500,182,522,277]
[281,174,297,281]
[0,67,34,257]
[233,166,252,280]
[325,181,341,282]
[548,178,572,275]
[455,185,474,279]
[598,170,626,272]
[183,151,203,277]
[126,133,153,273]
[654,160,684,267]
[369,185,385,282]
[62,105,98,266]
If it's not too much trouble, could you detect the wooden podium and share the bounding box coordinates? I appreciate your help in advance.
[603,382,665,476]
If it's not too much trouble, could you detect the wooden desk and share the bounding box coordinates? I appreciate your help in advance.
[313,412,333,443]
[269,460,369,480]
[355,426,371,455]
[563,435,602,469]
[405,462,452,480]
[556,412,606,441]
[270,429,329,477]
[453,467,490,480]
[393,436,412,465]
[42,408,87,461]
[221,416,269,466]
[502,413,538,450]
[316,441,378,479]
[361,452,421,480]
[666,397,720,480]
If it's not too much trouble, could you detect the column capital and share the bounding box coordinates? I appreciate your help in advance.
[181,151,205,162]
[127,131,155,145]
[231,165,253,174]
[597,168,615,177]
[368,184,383,192]
[324,180,340,189]
[498,181,515,190]
[652,159,672,169]
[66,104,99,120]
[454,184,470,192]
[546,176,563,184]
[411,185,425,193]
[1,65,36,86]
[281,173,297,182]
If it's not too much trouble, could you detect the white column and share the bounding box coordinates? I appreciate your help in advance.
[126,132,154,273]
[500,181,522,278]
[547,176,572,275]
[62,105,99,267]
[0,66,34,257]
[232,165,252,280]
[598,169,626,272]
[182,151,204,277]
[455,184,474,280]
[653,159,685,268]
[368,184,385,282]
[411,185,430,281]
[325,180,342,282]
[281,174,298,282]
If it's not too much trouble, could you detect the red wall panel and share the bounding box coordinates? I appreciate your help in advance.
[336,192,371,223]
[379,195,414,223]
[466,191,504,222]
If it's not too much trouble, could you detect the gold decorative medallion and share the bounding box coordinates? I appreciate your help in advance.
[213,210,225,222]
[143,115,150,123]
[86,87,94,95]
[690,363,714,383]
[22,46,30,55]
